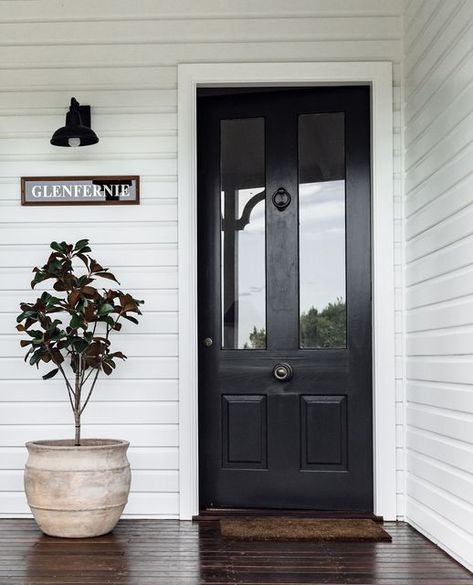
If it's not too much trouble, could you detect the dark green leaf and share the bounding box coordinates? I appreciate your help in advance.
[42,368,59,380]
[31,273,51,289]
[98,303,114,316]
[100,316,115,327]
[29,350,44,366]
[26,330,43,338]
[50,241,66,253]
[24,347,34,362]
[123,315,139,325]
[74,239,89,251]
[73,339,89,353]
[77,275,93,286]
[70,314,83,329]
[17,310,35,323]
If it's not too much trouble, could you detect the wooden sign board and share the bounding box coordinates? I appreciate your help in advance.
[21,176,140,206]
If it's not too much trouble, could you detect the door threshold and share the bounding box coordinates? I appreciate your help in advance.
[193,509,384,523]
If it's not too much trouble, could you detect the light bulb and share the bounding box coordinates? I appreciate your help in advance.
[68,137,81,148]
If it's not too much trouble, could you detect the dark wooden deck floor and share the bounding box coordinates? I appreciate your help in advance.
[0,519,471,584]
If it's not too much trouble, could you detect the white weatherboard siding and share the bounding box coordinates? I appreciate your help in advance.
[0,0,402,518]
[403,0,473,571]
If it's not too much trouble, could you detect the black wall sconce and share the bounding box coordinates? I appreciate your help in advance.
[50,97,99,147]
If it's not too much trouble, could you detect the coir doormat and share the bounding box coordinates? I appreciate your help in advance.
[220,517,392,542]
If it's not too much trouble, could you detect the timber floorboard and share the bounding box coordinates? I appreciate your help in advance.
[0,519,471,584]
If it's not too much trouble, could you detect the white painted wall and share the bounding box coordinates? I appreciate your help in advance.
[0,0,403,518]
[403,0,473,571]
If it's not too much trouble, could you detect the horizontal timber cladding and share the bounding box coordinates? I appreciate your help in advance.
[404,0,473,572]
[0,0,402,518]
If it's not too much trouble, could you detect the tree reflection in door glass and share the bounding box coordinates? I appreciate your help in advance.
[244,298,346,349]
[300,298,346,348]
[243,326,266,349]
[299,180,347,349]
[221,189,266,349]
[220,117,267,350]
[298,111,347,349]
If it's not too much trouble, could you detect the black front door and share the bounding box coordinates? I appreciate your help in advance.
[198,87,372,511]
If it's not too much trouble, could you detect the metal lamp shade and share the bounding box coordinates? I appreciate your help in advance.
[50,98,99,147]
[50,124,99,147]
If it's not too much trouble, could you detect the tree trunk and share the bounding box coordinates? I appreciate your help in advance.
[74,357,82,446]
[74,412,81,446]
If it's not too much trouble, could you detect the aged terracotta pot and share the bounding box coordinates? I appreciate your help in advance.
[24,439,131,538]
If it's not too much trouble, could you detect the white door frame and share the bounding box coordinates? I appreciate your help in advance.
[177,62,396,520]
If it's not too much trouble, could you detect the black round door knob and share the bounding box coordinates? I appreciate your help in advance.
[272,187,291,211]
[273,362,293,382]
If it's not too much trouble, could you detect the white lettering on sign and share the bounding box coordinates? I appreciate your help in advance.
[29,184,134,198]
[22,177,139,205]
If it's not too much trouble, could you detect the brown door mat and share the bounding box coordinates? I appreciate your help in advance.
[220,517,392,542]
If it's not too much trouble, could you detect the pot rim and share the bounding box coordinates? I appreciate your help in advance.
[25,439,129,451]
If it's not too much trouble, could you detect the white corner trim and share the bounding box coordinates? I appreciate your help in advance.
[177,62,396,520]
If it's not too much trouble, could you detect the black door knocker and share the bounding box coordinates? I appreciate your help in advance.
[272,187,291,211]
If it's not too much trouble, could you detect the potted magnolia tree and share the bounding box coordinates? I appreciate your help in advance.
[16,239,143,538]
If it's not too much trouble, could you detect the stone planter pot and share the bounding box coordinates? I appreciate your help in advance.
[24,439,131,538]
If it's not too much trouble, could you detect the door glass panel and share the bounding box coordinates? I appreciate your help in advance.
[298,113,347,349]
[221,118,266,349]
